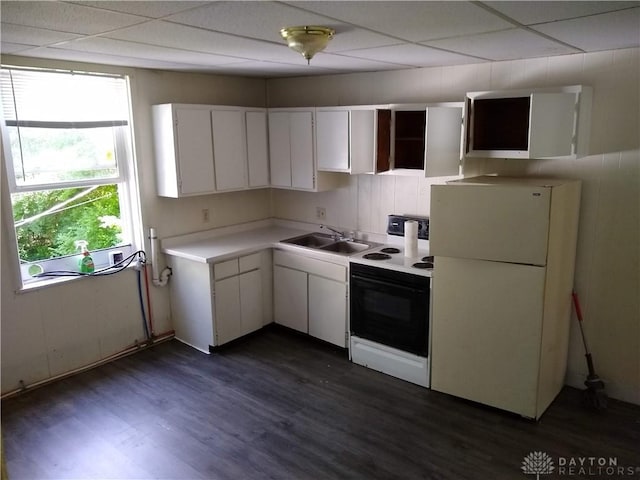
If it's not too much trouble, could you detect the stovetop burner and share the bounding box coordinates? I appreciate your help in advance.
[422,256,434,262]
[363,252,392,261]
[412,262,434,269]
[381,247,401,254]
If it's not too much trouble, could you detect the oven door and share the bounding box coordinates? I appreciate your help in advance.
[350,263,430,356]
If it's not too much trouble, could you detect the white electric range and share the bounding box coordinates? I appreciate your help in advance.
[349,215,433,388]
[349,240,433,276]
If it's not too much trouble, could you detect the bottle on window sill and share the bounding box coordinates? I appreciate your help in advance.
[75,240,95,274]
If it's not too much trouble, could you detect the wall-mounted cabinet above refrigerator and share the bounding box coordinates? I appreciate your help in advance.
[463,85,592,160]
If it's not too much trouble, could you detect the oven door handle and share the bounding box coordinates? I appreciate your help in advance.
[351,274,428,295]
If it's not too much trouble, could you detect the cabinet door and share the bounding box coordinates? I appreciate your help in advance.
[175,108,216,195]
[308,275,347,347]
[211,109,247,191]
[214,276,242,345]
[350,109,376,174]
[316,110,349,172]
[268,111,292,187]
[239,269,263,335]
[246,111,270,188]
[424,106,462,177]
[273,265,308,333]
[529,93,576,158]
[169,257,215,353]
[290,111,314,190]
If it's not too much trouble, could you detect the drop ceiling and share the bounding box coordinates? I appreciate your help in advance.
[1,1,639,78]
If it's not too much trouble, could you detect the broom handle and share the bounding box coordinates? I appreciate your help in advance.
[572,291,591,354]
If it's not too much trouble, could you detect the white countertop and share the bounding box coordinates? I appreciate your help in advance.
[162,225,310,264]
[160,218,382,266]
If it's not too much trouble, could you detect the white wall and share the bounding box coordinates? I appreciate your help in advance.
[267,48,640,404]
[1,57,270,394]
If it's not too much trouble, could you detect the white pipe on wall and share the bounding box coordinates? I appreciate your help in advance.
[149,227,171,287]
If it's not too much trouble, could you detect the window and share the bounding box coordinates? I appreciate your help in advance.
[1,66,141,286]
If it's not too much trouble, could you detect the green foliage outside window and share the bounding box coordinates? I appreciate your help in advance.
[12,184,122,263]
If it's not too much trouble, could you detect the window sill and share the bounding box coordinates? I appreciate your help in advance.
[18,245,137,292]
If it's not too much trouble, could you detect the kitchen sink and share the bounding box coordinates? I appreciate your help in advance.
[319,240,372,254]
[281,232,335,248]
[280,233,377,255]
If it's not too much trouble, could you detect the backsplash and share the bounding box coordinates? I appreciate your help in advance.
[272,174,457,236]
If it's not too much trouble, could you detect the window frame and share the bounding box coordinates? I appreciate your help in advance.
[1,65,142,289]
[4,121,128,193]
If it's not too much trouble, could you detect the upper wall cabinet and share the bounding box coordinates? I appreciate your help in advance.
[268,108,346,192]
[315,106,391,175]
[153,104,214,197]
[152,104,269,198]
[211,108,270,191]
[463,85,592,160]
[383,103,464,177]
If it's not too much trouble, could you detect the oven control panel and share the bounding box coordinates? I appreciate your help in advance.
[387,214,429,240]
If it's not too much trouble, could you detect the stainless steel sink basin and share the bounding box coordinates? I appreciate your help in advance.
[319,240,372,254]
[281,232,377,255]
[281,232,335,248]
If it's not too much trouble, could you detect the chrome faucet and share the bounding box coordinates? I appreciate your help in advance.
[320,224,351,241]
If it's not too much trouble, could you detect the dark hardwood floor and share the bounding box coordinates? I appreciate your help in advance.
[2,327,639,480]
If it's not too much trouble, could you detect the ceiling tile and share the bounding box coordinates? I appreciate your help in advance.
[0,24,82,47]
[0,42,34,54]
[424,28,580,61]
[307,52,416,71]
[0,1,147,35]
[164,1,336,43]
[67,1,210,19]
[105,21,306,64]
[320,29,402,53]
[340,44,483,68]
[19,46,211,71]
[532,8,640,51]
[287,1,514,41]
[484,1,640,26]
[61,37,248,66]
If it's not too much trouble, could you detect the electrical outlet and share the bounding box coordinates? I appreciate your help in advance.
[316,207,326,220]
[202,208,210,223]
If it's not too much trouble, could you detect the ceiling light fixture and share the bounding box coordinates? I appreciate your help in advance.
[280,26,335,64]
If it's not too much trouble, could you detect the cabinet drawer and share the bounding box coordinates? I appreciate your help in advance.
[239,252,261,273]
[274,250,346,282]
[214,259,239,280]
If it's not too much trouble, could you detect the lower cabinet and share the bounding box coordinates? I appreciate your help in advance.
[214,267,264,345]
[273,250,348,348]
[273,265,308,333]
[168,250,272,353]
[308,275,348,346]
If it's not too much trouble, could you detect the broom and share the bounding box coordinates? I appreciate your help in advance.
[571,291,607,411]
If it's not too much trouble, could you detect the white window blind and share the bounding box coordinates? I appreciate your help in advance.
[0,67,129,125]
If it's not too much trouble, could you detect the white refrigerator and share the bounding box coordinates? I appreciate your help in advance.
[429,176,581,419]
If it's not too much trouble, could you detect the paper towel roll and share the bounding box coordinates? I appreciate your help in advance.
[404,220,418,257]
